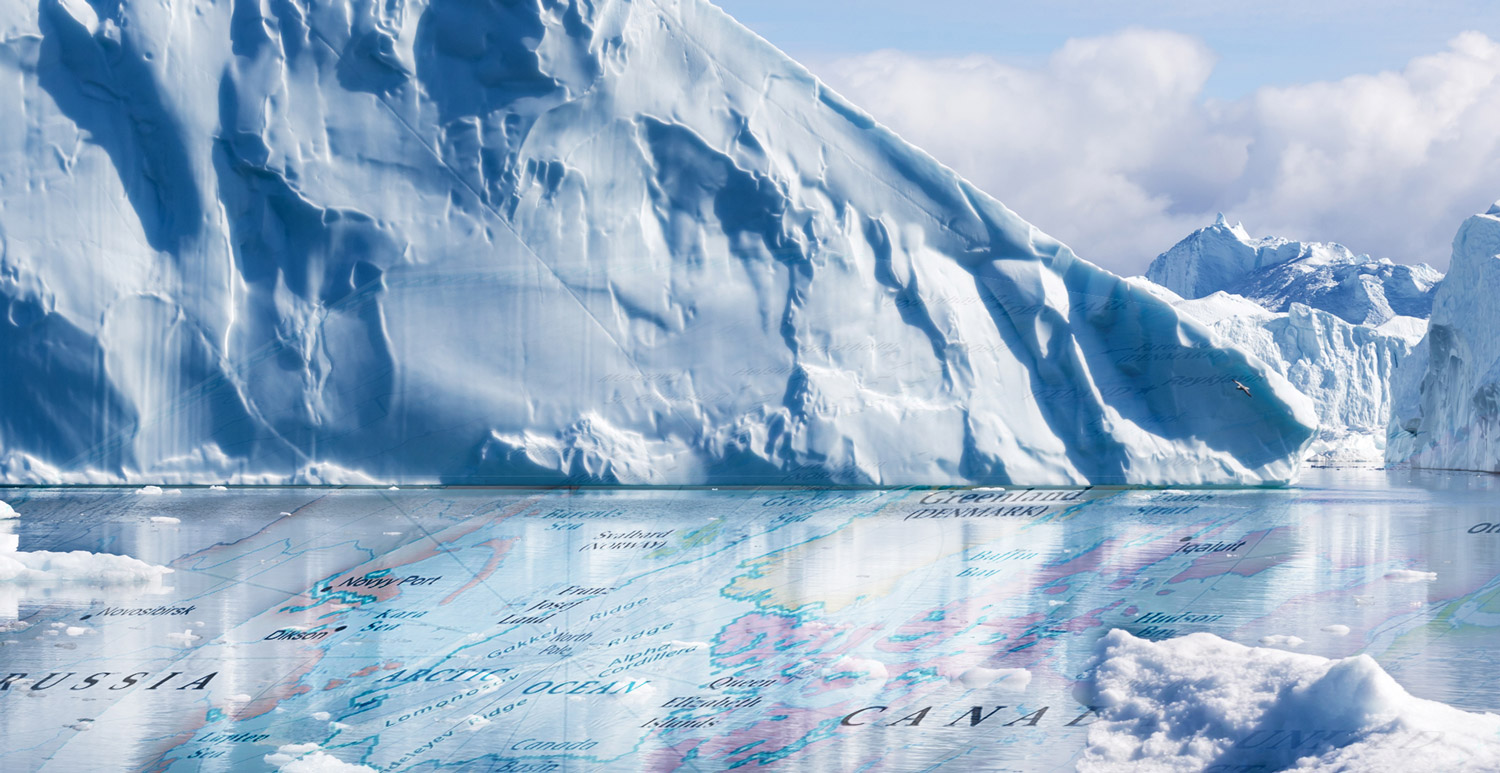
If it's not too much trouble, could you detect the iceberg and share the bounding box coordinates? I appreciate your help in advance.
[0,0,1316,485]
[1135,283,1422,463]
[1147,216,1443,326]
[1387,202,1500,472]
[1080,630,1500,772]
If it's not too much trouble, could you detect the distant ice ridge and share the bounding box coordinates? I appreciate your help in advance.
[0,0,1317,485]
[1147,216,1444,326]
[1079,630,1500,772]
[1388,202,1500,472]
[1133,282,1421,463]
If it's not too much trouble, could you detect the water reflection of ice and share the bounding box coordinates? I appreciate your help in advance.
[0,471,1496,772]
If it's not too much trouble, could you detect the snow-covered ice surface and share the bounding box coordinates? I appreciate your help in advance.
[1080,630,1500,772]
[1388,202,1500,473]
[0,0,1316,486]
[1138,282,1422,463]
[1147,216,1444,326]
[0,471,1495,771]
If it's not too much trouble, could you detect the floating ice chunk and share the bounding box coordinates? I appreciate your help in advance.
[387,486,399,491]
[1323,624,1351,636]
[0,501,16,519]
[0,550,171,585]
[65,626,92,637]
[1079,629,1500,772]
[1385,570,1437,582]
[137,486,163,495]
[1258,634,1304,648]
[956,667,1031,691]
[209,485,228,491]
[264,743,376,772]
[167,630,200,645]
[311,711,331,721]
[149,517,180,524]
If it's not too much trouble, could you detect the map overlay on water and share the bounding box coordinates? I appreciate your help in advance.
[0,468,1497,771]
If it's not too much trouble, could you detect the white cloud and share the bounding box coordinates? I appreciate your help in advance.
[822,30,1500,273]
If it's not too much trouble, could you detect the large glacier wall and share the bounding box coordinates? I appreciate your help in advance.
[1387,203,1500,472]
[1148,216,1443,326]
[1152,289,1420,463]
[0,0,1317,485]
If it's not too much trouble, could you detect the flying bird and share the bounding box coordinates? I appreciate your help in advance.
[1234,380,1252,397]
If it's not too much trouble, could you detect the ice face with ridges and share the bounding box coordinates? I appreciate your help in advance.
[1147,217,1444,326]
[0,0,1316,485]
[1160,289,1420,463]
[1388,203,1500,472]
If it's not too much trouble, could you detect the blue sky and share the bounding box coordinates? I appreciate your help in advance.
[713,1,1500,272]
[714,0,1500,99]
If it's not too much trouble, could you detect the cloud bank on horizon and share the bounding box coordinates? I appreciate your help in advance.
[819,29,1500,274]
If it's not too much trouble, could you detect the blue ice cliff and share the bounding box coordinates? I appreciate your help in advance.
[0,0,1317,485]
[1388,202,1500,472]
[1139,220,1442,462]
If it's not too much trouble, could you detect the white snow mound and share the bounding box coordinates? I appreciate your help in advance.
[1079,630,1500,773]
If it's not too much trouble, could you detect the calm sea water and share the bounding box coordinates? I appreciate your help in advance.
[0,468,1496,771]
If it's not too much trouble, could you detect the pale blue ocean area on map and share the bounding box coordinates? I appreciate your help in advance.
[0,470,1497,771]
